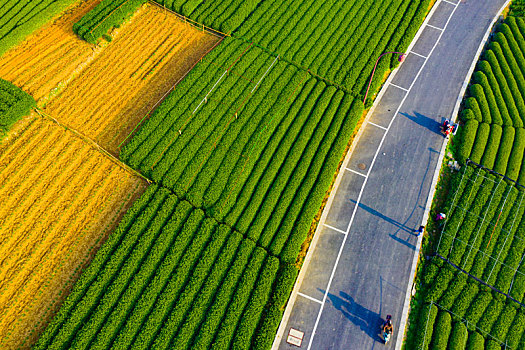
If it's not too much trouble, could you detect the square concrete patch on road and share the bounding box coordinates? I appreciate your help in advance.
[410,26,441,58]
[279,296,321,349]
[324,171,365,231]
[346,123,385,174]
[427,0,456,30]
[390,53,425,91]
[368,86,406,128]
[298,225,345,300]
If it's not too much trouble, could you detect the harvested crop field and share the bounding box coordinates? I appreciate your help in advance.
[46,3,220,154]
[0,0,101,102]
[0,2,220,154]
[0,113,146,349]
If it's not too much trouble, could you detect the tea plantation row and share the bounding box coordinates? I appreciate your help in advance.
[34,185,297,350]
[458,17,525,184]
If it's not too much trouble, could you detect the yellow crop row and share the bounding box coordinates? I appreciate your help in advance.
[0,114,146,349]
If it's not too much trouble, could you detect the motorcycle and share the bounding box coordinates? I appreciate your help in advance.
[381,315,393,345]
[441,118,457,137]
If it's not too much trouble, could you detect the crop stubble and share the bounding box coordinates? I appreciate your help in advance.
[0,0,102,102]
[45,3,220,154]
[0,113,147,349]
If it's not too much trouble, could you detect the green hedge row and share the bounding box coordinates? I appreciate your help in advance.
[0,78,35,137]
[457,16,525,180]
[466,332,485,350]
[34,185,290,350]
[448,322,468,350]
[73,0,147,44]
[470,122,490,163]
[430,311,452,350]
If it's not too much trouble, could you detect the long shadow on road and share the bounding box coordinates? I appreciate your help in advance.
[354,201,414,234]
[400,111,443,135]
[353,146,440,251]
[321,289,384,344]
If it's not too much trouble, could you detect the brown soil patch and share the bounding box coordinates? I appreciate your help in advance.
[0,113,147,349]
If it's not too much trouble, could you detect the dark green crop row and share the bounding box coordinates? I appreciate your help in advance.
[0,78,35,138]
[458,17,525,183]
[121,38,363,262]
[34,185,298,350]
[73,0,147,44]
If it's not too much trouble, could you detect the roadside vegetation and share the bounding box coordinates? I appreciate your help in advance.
[405,10,525,350]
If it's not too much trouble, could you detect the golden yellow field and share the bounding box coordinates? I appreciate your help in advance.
[0,0,101,102]
[0,113,147,349]
[0,2,220,154]
[0,1,222,348]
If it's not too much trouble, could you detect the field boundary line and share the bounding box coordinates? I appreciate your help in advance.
[117,36,223,151]
[148,0,229,38]
[397,0,512,348]
[34,108,151,184]
[271,0,443,346]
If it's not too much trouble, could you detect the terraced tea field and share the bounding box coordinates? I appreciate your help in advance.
[0,0,436,348]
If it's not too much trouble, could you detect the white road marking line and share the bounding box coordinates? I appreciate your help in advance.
[409,51,428,59]
[298,292,324,305]
[427,23,444,31]
[307,1,460,348]
[367,121,388,130]
[442,0,458,5]
[345,167,368,178]
[324,224,348,235]
[388,83,409,92]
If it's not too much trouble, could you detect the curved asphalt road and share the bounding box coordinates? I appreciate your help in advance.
[276,0,508,349]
